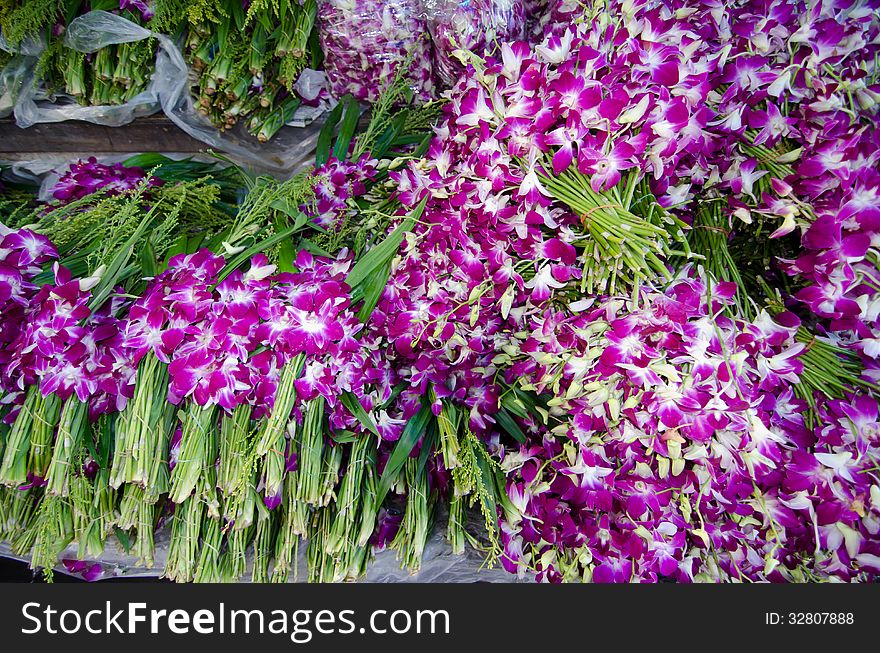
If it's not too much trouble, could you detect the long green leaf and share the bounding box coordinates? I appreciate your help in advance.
[346,196,427,289]
[315,100,345,166]
[332,97,362,162]
[495,407,526,444]
[376,398,432,507]
[216,223,301,283]
[355,260,391,322]
[340,391,380,438]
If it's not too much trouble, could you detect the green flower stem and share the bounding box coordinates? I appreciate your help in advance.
[356,451,379,548]
[436,398,461,470]
[45,397,89,497]
[447,494,466,555]
[169,404,219,504]
[252,504,277,583]
[295,397,325,506]
[30,494,73,580]
[0,386,42,486]
[194,509,223,583]
[317,443,342,508]
[255,354,305,456]
[110,354,171,490]
[164,496,204,583]
[220,523,252,582]
[391,457,433,572]
[325,436,374,557]
[218,403,254,498]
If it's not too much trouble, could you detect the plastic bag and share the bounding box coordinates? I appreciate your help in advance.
[317,0,436,104]
[12,11,162,128]
[423,0,527,86]
[154,33,326,176]
[0,36,41,119]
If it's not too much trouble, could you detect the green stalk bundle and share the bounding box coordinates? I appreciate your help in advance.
[194,502,223,583]
[183,0,319,140]
[3,487,40,555]
[541,166,689,295]
[169,404,218,504]
[255,354,305,457]
[255,355,305,501]
[356,454,379,548]
[252,503,278,583]
[218,403,253,497]
[5,2,162,109]
[325,436,375,557]
[220,522,252,581]
[0,387,61,487]
[30,494,74,580]
[295,396,326,506]
[447,494,466,555]
[164,496,204,582]
[390,457,434,572]
[110,354,172,490]
[688,200,756,319]
[45,397,89,497]
[272,477,304,583]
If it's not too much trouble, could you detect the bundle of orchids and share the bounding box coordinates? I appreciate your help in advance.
[2,0,880,584]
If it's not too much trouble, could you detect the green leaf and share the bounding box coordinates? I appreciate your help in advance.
[376,398,432,506]
[495,407,526,444]
[166,233,189,260]
[316,100,345,166]
[216,223,301,283]
[333,97,362,162]
[329,430,359,444]
[114,527,132,554]
[346,196,426,290]
[274,215,298,273]
[415,422,438,482]
[371,112,407,160]
[340,391,380,438]
[356,260,391,322]
[299,238,333,258]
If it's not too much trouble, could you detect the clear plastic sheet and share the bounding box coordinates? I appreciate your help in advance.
[12,11,162,128]
[0,514,518,583]
[317,0,436,104]
[4,12,326,175]
[0,36,42,119]
[423,0,528,86]
[152,19,327,175]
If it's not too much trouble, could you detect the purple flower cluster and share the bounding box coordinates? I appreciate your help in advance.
[497,274,879,582]
[425,0,528,86]
[49,157,160,204]
[307,155,378,230]
[119,0,154,22]
[365,1,880,581]
[120,248,385,431]
[0,227,58,413]
[317,0,436,103]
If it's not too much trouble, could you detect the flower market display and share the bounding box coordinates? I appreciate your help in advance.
[1,0,880,584]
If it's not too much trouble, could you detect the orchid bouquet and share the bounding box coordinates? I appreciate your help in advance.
[2,0,880,584]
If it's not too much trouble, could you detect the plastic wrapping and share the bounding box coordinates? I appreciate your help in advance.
[12,11,162,128]
[424,0,527,86]
[4,12,325,174]
[0,515,518,583]
[317,0,435,104]
[0,36,42,119]
[154,31,326,176]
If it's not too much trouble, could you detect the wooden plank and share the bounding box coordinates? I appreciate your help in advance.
[0,116,206,155]
[0,116,321,176]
